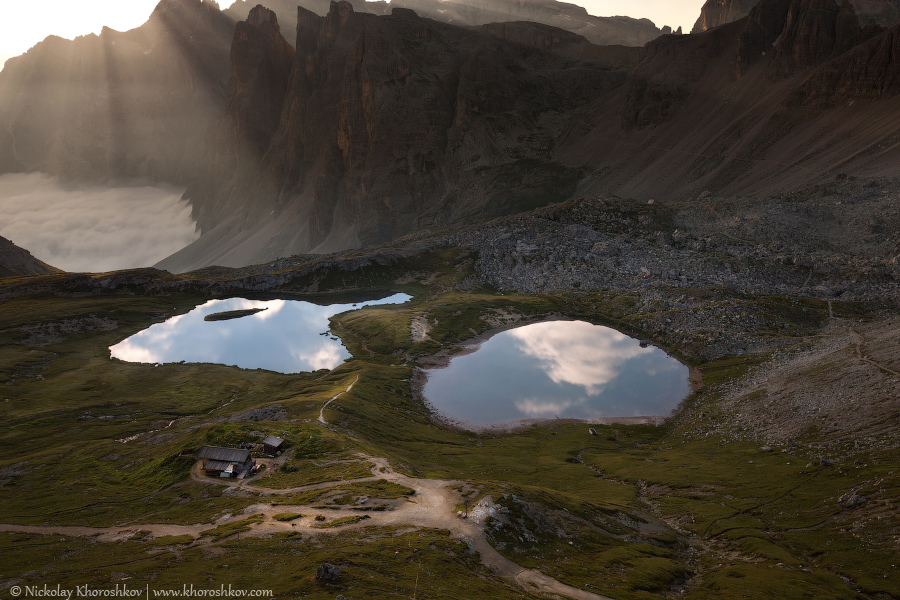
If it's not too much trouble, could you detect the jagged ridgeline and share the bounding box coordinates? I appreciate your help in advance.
[224,0,668,46]
[5,0,900,273]
[0,0,660,185]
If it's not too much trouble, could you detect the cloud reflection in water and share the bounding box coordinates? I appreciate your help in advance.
[509,321,652,394]
[110,294,411,373]
[424,320,688,427]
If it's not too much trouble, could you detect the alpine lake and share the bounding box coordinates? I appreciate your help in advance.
[112,296,689,427]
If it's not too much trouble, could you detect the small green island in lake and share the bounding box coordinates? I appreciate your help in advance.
[203,307,267,321]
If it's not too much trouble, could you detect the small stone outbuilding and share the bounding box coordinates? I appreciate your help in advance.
[262,435,285,455]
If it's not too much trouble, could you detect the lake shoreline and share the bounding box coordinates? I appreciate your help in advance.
[411,313,702,433]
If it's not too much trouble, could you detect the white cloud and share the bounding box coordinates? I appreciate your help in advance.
[109,340,161,364]
[509,321,652,394]
[252,300,286,320]
[0,173,198,272]
[295,344,343,371]
[514,397,587,418]
[579,0,706,31]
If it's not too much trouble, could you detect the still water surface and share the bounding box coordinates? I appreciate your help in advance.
[110,294,411,373]
[423,321,689,428]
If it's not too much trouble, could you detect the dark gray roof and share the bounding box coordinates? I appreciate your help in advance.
[261,435,284,448]
[196,446,251,463]
[203,459,235,471]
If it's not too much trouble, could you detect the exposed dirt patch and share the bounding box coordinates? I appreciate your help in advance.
[410,315,434,342]
[2,453,618,600]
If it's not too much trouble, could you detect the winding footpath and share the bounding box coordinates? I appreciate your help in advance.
[0,379,614,600]
[318,374,359,424]
[0,453,613,600]
[850,327,900,377]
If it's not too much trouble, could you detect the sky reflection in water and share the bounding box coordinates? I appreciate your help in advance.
[110,294,411,373]
[424,321,689,427]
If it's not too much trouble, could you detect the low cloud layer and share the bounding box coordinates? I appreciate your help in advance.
[0,173,199,272]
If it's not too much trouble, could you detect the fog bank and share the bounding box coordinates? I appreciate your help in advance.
[0,173,199,273]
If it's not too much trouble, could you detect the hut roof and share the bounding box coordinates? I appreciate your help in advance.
[196,446,251,463]
[261,435,284,448]
[203,459,236,471]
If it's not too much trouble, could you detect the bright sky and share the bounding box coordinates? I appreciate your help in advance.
[0,0,705,71]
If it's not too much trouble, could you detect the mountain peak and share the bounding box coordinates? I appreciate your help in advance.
[247,4,281,29]
[330,0,356,23]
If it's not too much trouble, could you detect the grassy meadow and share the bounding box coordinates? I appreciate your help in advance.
[0,258,897,599]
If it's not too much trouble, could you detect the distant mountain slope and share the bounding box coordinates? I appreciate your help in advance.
[224,0,666,47]
[0,236,61,277]
[576,0,900,202]
[692,0,900,33]
[0,0,235,183]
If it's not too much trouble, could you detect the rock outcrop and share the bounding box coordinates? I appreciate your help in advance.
[735,0,882,78]
[770,0,851,77]
[850,0,900,26]
[228,6,295,157]
[0,0,235,182]
[188,4,294,232]
[0,236,61,277]
[315,563,341,581]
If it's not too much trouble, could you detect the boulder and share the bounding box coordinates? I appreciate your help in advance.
[316,563,341,582]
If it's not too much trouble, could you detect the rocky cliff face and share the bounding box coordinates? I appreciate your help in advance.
[693,0,900,33]
[692,0,757,33]
[0,236,60,277]
[162,2,633,271]
[562,0,900,213]
[787,22,900,105]
[623,20,744,130]
[228,6,295,157]
[156,0,900,272]
[3,0,900,274]
[626,0,898,130]
[225,0,666,47]
[0,0,234,183]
